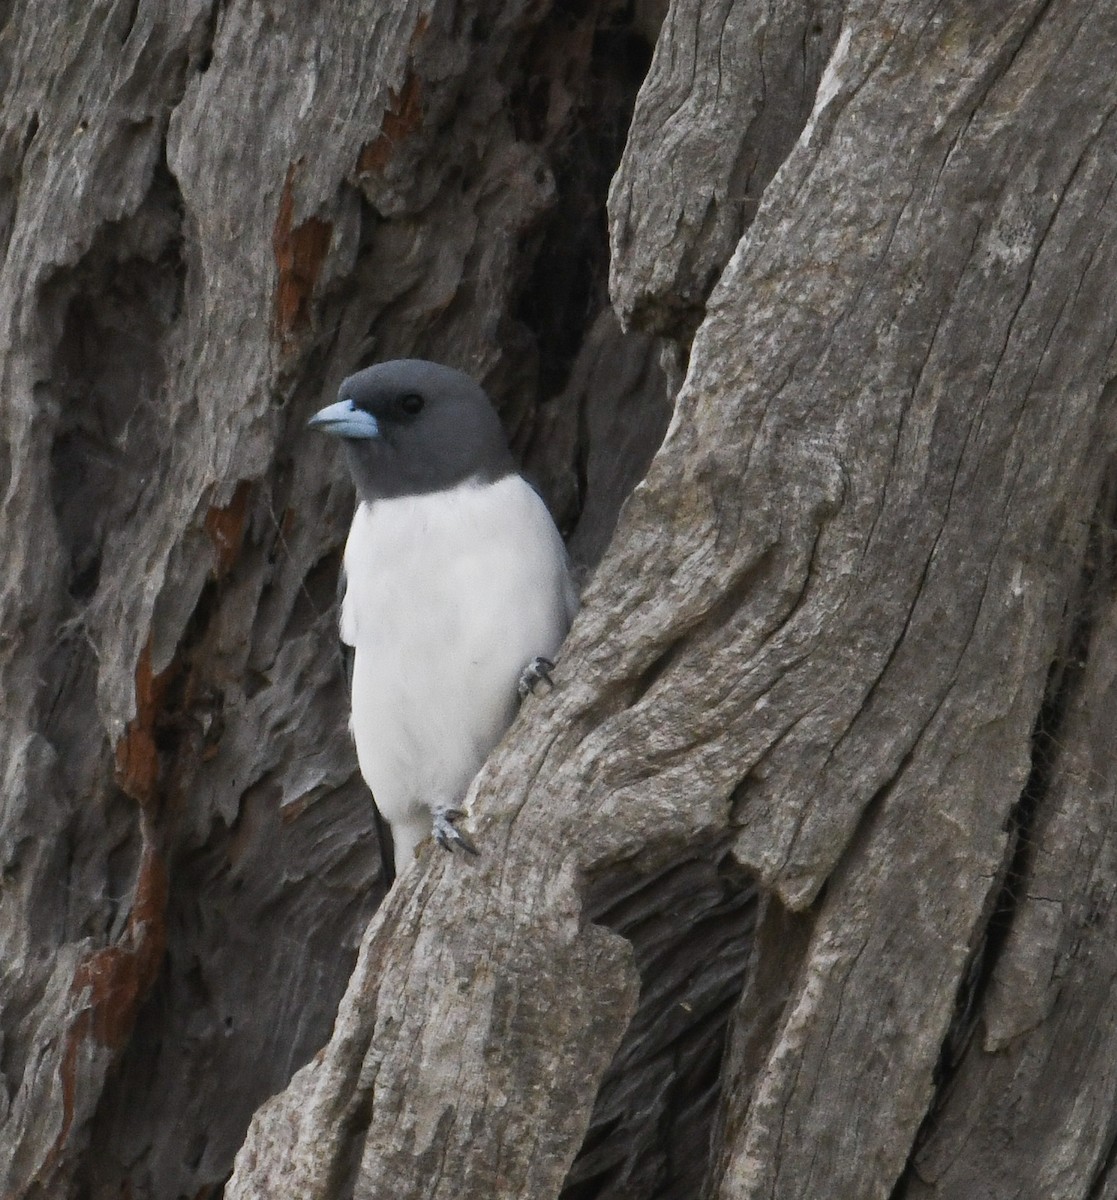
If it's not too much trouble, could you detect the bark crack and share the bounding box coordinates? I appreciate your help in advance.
[892,457,1117,1196]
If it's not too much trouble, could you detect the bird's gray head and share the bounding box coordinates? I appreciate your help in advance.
[308,359,515,502]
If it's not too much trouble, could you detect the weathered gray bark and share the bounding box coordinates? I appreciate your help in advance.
[4,0,1117,1198]
[609,0,845,336]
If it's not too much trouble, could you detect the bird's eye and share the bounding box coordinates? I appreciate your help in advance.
[398,392,425,416]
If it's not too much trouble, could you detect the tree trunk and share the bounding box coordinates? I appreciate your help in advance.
[3,0,1117,1198]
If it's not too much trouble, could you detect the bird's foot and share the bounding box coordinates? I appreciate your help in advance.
[432,807,479,856]
[517,656,555,700]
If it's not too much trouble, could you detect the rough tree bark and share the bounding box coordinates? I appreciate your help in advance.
[3,1,1117,1200]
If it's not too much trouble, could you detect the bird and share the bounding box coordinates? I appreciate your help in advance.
[308,359,578,883]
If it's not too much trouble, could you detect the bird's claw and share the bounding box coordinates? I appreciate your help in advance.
[517,656,555,700]
[433,807,479,856]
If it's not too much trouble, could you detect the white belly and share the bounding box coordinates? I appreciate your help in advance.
[341,475,576,867]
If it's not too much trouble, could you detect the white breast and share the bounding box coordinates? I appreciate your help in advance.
[340,474,576,868]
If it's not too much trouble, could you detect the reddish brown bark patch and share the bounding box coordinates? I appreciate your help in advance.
[114,636,174,806]
[356,70,424,175]
[70,840,169,1049]
[204,479,252,578]
[52,837,169,1170]
[272,162,333,350]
